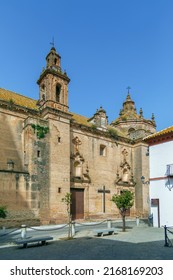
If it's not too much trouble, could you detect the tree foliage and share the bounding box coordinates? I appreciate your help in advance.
[0,206,7,219]
[61,192,72,218]
[112,190,134,211]
[112,190,134,231]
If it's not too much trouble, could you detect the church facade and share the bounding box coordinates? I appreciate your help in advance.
[0,47,156,226]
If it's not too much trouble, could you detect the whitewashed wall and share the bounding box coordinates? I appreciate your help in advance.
[150,180,173,227]
[149,141,173,227]
[150,141,173,178]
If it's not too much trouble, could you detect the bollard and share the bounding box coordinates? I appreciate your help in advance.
[21,224,27,239]
[164,225,169,247]
[107,219,112,228]
[136,217,140,226]
[71,221,76,237]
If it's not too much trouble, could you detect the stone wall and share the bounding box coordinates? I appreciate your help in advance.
[0,108,25,171]
[0,218,40,228]
[0,171,40,226]
[70,126,138,219]
[0,104,150,225]
[133,142,150,216]
[46,114,71,224]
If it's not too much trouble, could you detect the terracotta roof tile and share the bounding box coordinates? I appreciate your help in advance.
[0,88,128,138]
[0,88,38,110]
[144,125,173,140]
[71,112,91,127]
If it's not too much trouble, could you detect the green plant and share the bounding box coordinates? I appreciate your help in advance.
[111,190,134,232]
[91,124,97,131]
[8,98,15,110]
[9,98,15,104]
[31,124,49,139]
[0,206,7,219]
[108,127,118,139]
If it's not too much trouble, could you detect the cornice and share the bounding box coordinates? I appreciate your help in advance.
[145,132,173,146]
[0,99,39,116]
[37,68,70,84]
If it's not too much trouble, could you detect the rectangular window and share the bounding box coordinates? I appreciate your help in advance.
[37,150,41,158]
[100,145,106,156]
[58,187,61,193]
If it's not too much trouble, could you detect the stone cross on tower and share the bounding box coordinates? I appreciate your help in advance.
[98,185,110,213]
[127,86,131,94]
[50,37,55,48]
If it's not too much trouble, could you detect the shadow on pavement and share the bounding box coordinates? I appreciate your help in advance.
[0,236,172,260]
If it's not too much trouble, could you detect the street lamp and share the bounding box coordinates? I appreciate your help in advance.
[141,176,150,185]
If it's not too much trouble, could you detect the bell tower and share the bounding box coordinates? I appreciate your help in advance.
[37,47,70,112]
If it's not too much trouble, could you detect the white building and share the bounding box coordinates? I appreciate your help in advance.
[145,127,173,227]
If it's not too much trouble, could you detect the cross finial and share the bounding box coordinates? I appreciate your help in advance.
[127,86,131,94]
[50,37,55,48]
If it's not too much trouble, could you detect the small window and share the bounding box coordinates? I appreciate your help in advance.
[37,150,41,158]
[42,93,46,101]
[41,84,46,101]
[100,145,106,156]
[58,187,61,193]
[56,84,61,102]
[58,137,61,143]
[41,84,45,90]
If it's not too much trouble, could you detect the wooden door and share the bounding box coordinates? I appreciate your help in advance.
[71,188,84,220]
[126,208,130,216]
[151,198,160,227]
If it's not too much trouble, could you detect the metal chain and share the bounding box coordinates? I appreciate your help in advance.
[28,224,68,231]
[0,219,114,236]
[75,219,108,226]
[0,228,21,237]
[167,228,173,235]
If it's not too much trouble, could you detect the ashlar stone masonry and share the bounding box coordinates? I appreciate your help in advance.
[0,47,156,226]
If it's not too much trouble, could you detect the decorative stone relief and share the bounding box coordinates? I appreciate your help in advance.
[71,137,91,183]
[72,136,82,154]
[115,148,135,187]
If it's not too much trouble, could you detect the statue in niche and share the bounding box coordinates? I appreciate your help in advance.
[72,136,82,153]
[74,161,82,178]
[122,168,129,183]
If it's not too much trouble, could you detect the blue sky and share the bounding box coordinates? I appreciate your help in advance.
[0,0,173,131]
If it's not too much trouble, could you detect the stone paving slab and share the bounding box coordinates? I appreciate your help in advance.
[99,226,165,243]
[0,226,173,260]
